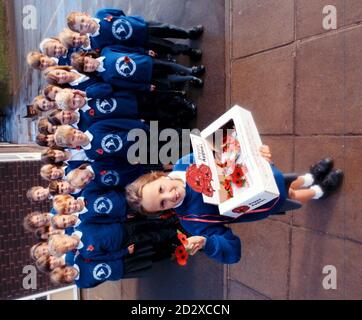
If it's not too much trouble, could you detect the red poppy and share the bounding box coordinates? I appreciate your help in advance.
[175,245,187,259]
[104,15,113,22]
[89,109,95,117]
[223,179,232,191]
[95,48,101,53]
[232,166,244,183]
[87,245,94,252]
[124,56,131,63]
[186,164,204,193]
[232,205,250,214]
[199,164,212,181]
[96,148,104,155]
[177,255,188,266]
[100,170,107,176]
[76,146,81,151]
[177,232,188,245]
[159,211,175,220]
[202,181,214,197]
[234,178,244,188]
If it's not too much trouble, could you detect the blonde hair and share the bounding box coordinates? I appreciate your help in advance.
[125,172,167,214]
[27,51,45,70]
[67,12,83,31]
[55,89,73,109]
[30,242,49,260]
[54,125,74,147]
[53,194,73,214]
[58,28,89,49]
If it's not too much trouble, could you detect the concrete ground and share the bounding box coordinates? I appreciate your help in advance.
[6,0,362,299]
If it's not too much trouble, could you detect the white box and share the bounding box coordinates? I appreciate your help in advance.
[190,105,280,218]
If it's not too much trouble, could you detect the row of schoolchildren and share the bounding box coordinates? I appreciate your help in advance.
[23,8,206,288]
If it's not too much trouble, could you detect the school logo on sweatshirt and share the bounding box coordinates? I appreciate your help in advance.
[93,197,113,214]
[112,19,133,40]
[96,98,117,114]
[101,134,123,153]
[115,56,136,77]
[93,263,112,280]
[101,171,120,186]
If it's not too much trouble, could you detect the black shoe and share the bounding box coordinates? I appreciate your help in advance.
[190,77,204,88]
[191,65,206,76]
[189,25,204,39]
[182,99,197,118]
[310,157,334,184]
[319,169,344,199]
[189,48,202,60]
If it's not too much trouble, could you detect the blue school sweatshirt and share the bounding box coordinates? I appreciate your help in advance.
[91,8,148,50]
[171,153,287,264]
[77,187,127,224]
[79,91,139,128]
[73,223,129,261]
[98,45,153,92]
[72,254,124,289]
[81,118,149,161]
[86,160,144,189]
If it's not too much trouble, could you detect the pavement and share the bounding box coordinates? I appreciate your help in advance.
[5,0,362,299]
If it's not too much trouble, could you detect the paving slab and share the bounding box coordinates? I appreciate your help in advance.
[290,227,344,299]
[227,280,270,300]
[295,31,345,135]
[345,239,362,300]
[231,44,295,135]
[232,0,294,59]
[229,219,290,300]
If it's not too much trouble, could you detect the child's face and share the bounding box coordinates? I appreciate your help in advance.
[36,98,56,112]
[34,243,49,260]
[53,214,78,228]
[47,123,57,134]
[141,176,186,212]
[83,57,100,73]
[63,266,78,282]
[40,55,57,70]
[71,33,86,48]
[69,128,88,148]
[46,134,55,147]
[70,169,93,189]
[65,197,84,214]
[73,14,97,35]
[50,167,64,180]
[54,150,70,163]
[33,187,50,201]
[57,181,74,194]
[51,70,73,84]
[48,87,62,101]
[45,40,67,58]
[31,214,50,228]
[57,110,79,125]
[49,256,64,270]
[54,234,78,254]
[71,92,86,109]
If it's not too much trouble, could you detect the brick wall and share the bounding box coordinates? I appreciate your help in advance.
[0,160,59,300]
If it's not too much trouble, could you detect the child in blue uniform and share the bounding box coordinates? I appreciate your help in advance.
[54,87,197,128]
[39,38,73,66]
[52,190,127,224]
[126,148,344,264]
[70,47,205,92]
[54,118,149,161]
[66,9,203,59]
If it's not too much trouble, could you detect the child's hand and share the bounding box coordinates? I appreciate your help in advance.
[150,84,156,92]
[72,89,86,97]
[148,50,157,57]
[259,145,272,163]
[128,244,135,254]
[185,236,206,256]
